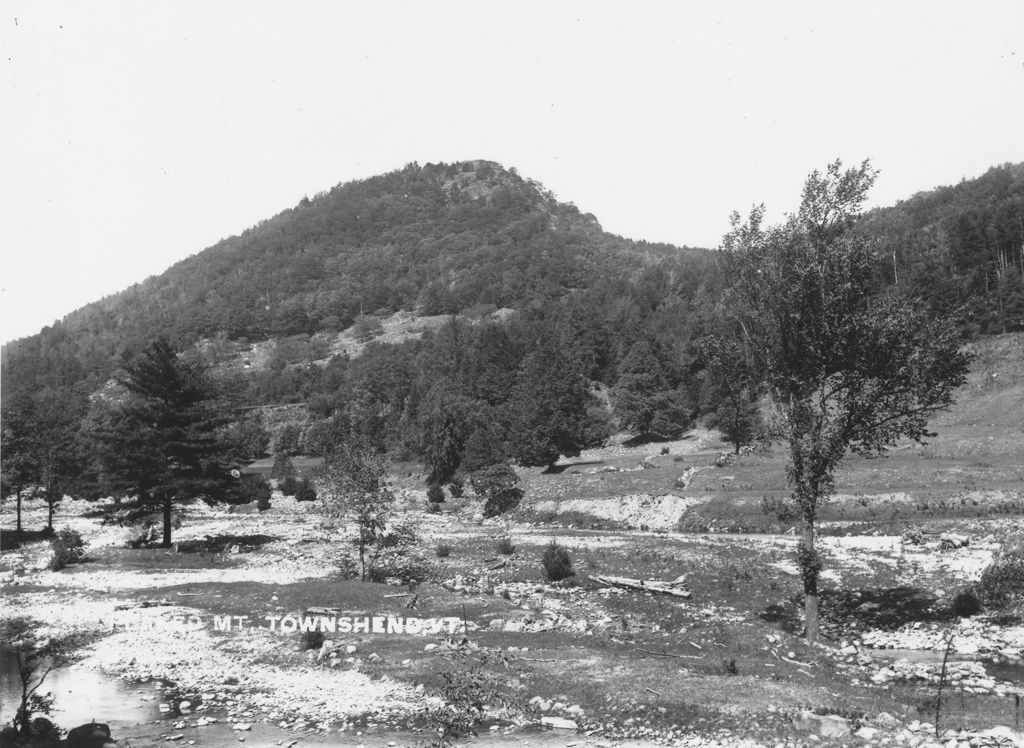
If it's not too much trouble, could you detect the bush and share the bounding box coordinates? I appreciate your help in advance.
[279,474,299,496]
[237,474,272,507]
[49,528,86,571]
[301,623,325,651]
[496,537,515,556]
[470,464,523,518]
[447,477,464,499]
[294,478,317,502]
[436,543,452,558]
[427,483,445,504]
[948,586,983,617]
[977,546,1024,606]
[483,487,523,518]
[760,494,799,523]
[256,492,272,512]
[902,526,925,545]
[541,540,574,582]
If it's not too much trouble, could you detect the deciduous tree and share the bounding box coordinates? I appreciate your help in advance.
[723,160,972,642]
[316,441,395,581]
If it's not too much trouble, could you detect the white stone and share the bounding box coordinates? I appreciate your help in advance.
[540,716,578,730]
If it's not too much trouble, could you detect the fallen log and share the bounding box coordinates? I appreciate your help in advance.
[591,574,691,598]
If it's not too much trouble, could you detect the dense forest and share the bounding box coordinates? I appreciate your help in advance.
[2,159,1022,509]
[857,162,1024,334]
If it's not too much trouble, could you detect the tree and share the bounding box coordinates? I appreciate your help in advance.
[0,393,37,534]
[612,337,692,440]
[86,338,237,547]
[723,160,972,642]
[316,441,395,581]
[507,346,591,470]
[419,381,479,485]
[699,335,762,454]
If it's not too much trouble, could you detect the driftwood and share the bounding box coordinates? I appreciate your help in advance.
[592,574,691,599]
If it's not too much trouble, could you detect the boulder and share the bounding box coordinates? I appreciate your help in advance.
[540,716,578,730]
[939,533,969,550]
[67,722,113,748]
[874,712,902,730]
[793,710,851,738]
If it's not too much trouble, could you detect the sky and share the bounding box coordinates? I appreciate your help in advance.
[3,1,1023,344]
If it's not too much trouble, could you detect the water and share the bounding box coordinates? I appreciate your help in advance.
[878,648,1024,685]
[0,646,160,728]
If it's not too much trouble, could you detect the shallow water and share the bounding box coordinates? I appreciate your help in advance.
[0,646,161,728]
[877,648,1024,684]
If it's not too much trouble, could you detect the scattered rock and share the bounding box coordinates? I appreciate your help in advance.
[939,533,970,550]
[793,710,851,738]
[541,716,578,730]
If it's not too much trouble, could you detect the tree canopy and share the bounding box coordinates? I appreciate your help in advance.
[722,159,972,641]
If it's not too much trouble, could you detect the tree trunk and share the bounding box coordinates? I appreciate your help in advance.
[162,495,172,547]
[802,522,820,643]
[46,492,54,532]
[16,488,23,534]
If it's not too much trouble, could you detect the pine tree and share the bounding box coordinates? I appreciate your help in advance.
[86,338,236,547]
[507,346,591,470]
[612,337,692,439]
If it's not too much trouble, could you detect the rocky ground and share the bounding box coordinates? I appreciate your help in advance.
[2,433,1023,748]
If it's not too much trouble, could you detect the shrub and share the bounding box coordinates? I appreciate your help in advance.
[447,477,464,499]
[294,478,317,502]
[426,502,441,515]
[279,474,299,496]
[948,586,983,617]
[977,546,1024,606]
[301,625,325,651]
[427,483,445,504]
[470,464,523,518]
[902,526,925,545]
[541,540,574,582]
[237,474,272,507]
[483,487,523,518]
[436,544,452,558]
[760,494,799,523]
[256,492,272,512]
[49,528,86,571]
[496,537,515,556]
[424,641,522,747]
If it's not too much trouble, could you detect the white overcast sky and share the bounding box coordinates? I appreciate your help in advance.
[2,1,1023,344]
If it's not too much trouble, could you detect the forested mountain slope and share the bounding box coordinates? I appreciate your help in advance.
[857,162,1024,333]
[1,160,707,398]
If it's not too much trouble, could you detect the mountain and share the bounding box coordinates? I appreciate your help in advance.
[3,158,1023,506]
[4,159,1023,425]
[2,160,709,399]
